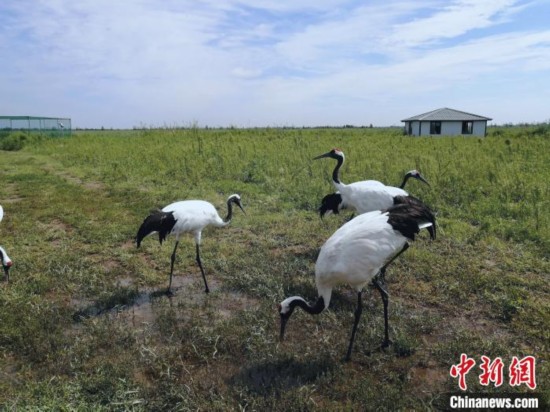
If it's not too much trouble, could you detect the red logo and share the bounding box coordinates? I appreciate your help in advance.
[509,356,536,390]
[450,353,476,390]
[479,356,504,387]
[450,355,536,391]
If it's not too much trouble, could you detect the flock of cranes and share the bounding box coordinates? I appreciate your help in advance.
[2,147,435,361]
[280,148,435,360]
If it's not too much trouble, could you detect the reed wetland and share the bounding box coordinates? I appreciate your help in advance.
[0,126,548,410]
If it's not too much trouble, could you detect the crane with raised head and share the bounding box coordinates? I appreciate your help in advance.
[315,149,429,218]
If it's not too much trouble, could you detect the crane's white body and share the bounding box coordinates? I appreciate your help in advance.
[282,210,407,311]
[162,200,228,244]
[316,148,417,215]
[318,167,429,219]
[335,180,408,214]
[279,198,435,360]
[0,205,3,223]
[316,210,406,303]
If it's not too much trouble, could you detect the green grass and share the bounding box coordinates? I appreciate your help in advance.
[0,126,548,410]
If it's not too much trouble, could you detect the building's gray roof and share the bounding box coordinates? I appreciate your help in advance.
[401,108,492,122]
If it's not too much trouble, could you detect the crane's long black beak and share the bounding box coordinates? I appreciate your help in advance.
[3,265,10,282]
[417,174,430,186]
[237,202,246,215]
[313,151,332,160]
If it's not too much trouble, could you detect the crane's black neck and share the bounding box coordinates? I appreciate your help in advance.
[399,174,411,189]
[224,199,235,223]
[291,296,325,315]
[332,156,344,185]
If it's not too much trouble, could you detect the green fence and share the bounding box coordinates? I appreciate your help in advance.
[0,116,71,137]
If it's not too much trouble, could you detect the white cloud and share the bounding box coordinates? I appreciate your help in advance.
[387,0,521,48]
[231,67,263,78]
[0,0,548,127]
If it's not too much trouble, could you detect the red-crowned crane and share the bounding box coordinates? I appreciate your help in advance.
[319,169,429,218]
[136,194,245,294]
[0,206,13,282]
[278,196,436,361]
[0,246,13,282]
[315,149,430,218]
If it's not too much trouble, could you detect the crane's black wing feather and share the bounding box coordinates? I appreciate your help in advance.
[319,192,344,218]
[388,196,436,241]
[136,209,177,247]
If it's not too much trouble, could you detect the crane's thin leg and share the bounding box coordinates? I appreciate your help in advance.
[373,276,391,348]
[370,242,409,348]
[196,244,209,294]
[168,240,179,294]
[377,243,409,285]
[345,291,363,361]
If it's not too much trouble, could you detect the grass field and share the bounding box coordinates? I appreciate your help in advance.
[0,126,548,410]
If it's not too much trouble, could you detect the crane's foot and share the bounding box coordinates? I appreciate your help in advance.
[381,338,393,350]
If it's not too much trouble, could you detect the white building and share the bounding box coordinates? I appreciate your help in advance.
[401,108,492,137]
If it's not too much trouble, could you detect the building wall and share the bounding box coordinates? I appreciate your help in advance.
[472,121,487,136]
[420,122,431,136]
[404,120,487,136]
[404,121,421,136]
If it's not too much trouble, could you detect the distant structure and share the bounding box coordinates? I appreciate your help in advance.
[0,116,71,137]
[401,108,491,137]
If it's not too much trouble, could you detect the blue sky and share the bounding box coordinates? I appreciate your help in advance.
[1,0,549,129]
